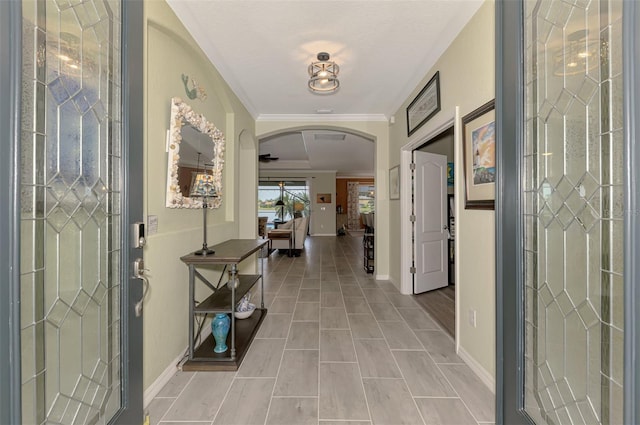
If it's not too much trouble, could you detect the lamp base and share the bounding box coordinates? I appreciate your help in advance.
[194,245,215,256]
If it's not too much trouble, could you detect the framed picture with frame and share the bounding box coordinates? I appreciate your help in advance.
[316,193,331,204]
[462,99,496,209]
[389,165,400,200]
[406,71,441,136]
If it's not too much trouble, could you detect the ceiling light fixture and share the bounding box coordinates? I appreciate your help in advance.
[308,52,339,94]
[553,30,601,76]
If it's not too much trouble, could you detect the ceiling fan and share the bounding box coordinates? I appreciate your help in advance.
[259,153,279,162]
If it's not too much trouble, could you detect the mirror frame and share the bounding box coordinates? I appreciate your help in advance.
[166,97,225,209]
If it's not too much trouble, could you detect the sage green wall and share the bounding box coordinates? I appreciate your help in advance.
[389,0,496,381]
[142,0,255,391]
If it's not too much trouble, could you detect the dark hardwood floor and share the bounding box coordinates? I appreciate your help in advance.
[412,285,455,337]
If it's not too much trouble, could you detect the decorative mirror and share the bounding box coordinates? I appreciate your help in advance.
[166,97,225,208]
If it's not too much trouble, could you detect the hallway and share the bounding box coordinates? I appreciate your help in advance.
[147,235,494,425]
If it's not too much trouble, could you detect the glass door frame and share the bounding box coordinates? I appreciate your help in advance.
[0,0,144,423]
[0,0,23,423]
[495,0,640,424]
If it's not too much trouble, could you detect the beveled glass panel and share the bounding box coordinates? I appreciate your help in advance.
[20,0,123,423]
[523,0,624,423]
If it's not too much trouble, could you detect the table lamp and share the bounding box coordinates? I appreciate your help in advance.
[190,172,218,255]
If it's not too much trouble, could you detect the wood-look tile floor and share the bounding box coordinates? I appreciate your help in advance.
[412,285,456,337]
[148,235,495,425]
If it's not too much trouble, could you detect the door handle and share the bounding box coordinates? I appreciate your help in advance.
[133,258,150,317]
[443,225,451,239]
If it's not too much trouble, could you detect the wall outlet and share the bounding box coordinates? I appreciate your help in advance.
[468,309,477,328]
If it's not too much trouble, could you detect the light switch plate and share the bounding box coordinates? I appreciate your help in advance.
[147,215,158,235]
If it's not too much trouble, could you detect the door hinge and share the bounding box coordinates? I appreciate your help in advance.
[410,215,416,222]
[409,266,416,274]
[409,162,416,171]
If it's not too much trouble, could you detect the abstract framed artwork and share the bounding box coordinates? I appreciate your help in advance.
[462,99,496,209]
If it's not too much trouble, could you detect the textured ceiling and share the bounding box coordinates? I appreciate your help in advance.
[166,0,483,174]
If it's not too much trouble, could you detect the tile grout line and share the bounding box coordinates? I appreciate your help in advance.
[393,291,486,424]
[433,361,485,425]
[209,352,242,424]
[155,370,197,424]
[317,250,322,425]
[407,303,484,423]
[371,281,428,425]
[341,249,374,424]
[262,255,298,425]
[400,295,485,424]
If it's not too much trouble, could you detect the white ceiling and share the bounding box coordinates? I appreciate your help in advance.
[166,0,484,175]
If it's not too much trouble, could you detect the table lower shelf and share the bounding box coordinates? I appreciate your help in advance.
[183,308,267,371]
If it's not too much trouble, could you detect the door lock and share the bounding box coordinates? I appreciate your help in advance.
[132,222,146,248]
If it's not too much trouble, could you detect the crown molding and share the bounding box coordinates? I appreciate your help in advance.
[336,174,375,179]
[256,114,389,122]
[260,169,338,174]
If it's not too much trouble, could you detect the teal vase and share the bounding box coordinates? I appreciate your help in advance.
[212,313,230,353]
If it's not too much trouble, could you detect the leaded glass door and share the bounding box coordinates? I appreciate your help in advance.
[18,0,143,424]
[522,0,624,423]
[497,0,638,424]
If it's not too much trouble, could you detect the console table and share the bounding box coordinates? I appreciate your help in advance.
[180,239,269,371]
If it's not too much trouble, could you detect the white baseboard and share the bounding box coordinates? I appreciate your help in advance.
[457,345,495,394]
[143,351,183,408]
[375,274,390,281]
[144,321,213,408]
[311,233,338,237]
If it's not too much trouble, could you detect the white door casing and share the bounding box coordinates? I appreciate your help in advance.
[413,151,448,294]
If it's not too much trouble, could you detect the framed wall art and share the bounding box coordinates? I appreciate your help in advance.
[316,193,332,204]
[462,99,496,209]
[406,71,441,136]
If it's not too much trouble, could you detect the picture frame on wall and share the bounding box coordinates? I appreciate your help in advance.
[316,193,331,204]
[406,71,441,136]
[389,165,400,200]
[462,99,496,209]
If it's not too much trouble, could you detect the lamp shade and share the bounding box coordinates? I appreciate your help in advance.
[189,172,217,198]
[275,199,285,206]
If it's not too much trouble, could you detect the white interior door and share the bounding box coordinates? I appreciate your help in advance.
[413,151,448,294]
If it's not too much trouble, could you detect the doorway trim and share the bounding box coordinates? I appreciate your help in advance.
[400,110,459,345]
[400,109,456,293]
[0,0,22,423]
